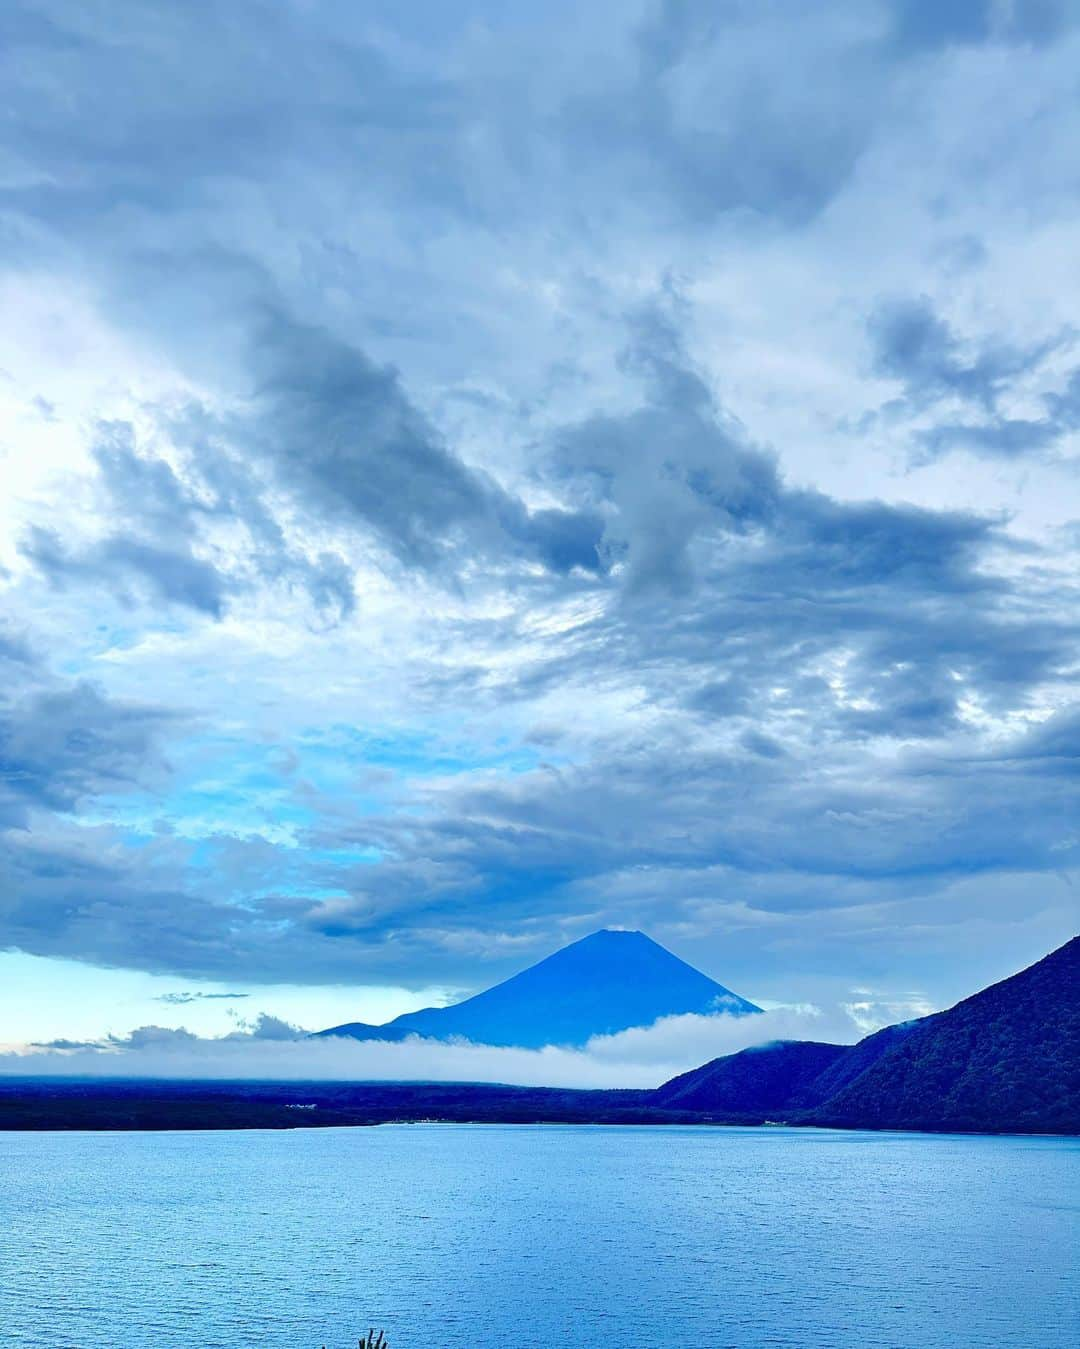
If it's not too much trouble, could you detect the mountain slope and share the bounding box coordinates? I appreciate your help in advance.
[316,928,760,1049]
[806,935,1080,1134]
[649,936,1079,1133]
[798,1021,922,1105]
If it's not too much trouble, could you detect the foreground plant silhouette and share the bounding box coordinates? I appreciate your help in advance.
[321,1333,388,1349]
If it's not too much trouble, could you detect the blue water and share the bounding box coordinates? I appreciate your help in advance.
[0,1125,1076,1349]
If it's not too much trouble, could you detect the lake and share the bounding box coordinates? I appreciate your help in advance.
[1,1124,1076,1348]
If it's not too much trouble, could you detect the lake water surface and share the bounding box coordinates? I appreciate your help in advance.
[1,1124,1076,1348]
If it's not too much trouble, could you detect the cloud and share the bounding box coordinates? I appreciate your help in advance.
[225,1012,307,1041]
[867,295,1080,461]
[551,307,780,593]
[888,0,1070,53]
[155,991,249,1005]
[16,307,607,620]
[28,1037,103,1052]
[2,1004,869,1089]
[842,990,936,1033]
[19,414,358,623]
[0,0,1077,1031]
[23,525,229,618]
[869,296,1062,412]
[0,677,174,821]
[241,308,607,578]
[1,326,1076,992]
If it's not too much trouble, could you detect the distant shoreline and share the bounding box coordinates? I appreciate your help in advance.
[1,1078,1076,1138]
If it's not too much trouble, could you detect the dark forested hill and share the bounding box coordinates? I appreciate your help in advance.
[649,935,1078,1133]
[650,1022,921,1115]
[799,1022,920,1105]
[654,1040,850,1113]
[804,935,1080,1134]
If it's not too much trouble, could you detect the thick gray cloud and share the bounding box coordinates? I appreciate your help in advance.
[866,296,1080,461]
[17,308,607,616]
[23,524,229,617]
[0,673,173,823]
[244,309,606,577]
[19,414,359,621]
[869,297,1064,413]
[550,310,780,592]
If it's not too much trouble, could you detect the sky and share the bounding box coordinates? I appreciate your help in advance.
[1,0,1078,1065]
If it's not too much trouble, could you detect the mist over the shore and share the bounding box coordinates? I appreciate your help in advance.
[2,1004,873,1089]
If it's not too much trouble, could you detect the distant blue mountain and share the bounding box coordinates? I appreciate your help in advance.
[315,928,761,1048]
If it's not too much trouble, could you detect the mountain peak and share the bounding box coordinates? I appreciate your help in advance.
[578,927,648,943]
[317,928,760,1049]
[553,928,651,950]
[542,927,659,959]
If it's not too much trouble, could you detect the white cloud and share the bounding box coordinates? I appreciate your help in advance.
[3,1005,868,1090]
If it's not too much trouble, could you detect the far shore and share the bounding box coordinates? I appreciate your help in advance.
[2,1077,1075,1138]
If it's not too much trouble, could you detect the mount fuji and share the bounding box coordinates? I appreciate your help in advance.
[315,928,761,1049]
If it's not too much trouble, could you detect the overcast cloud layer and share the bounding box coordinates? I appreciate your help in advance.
[1,1,1078,1051]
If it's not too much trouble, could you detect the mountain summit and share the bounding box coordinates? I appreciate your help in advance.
[316,928,761,1049]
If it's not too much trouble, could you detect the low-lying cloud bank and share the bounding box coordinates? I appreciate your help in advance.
[0,1005,884,1090]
